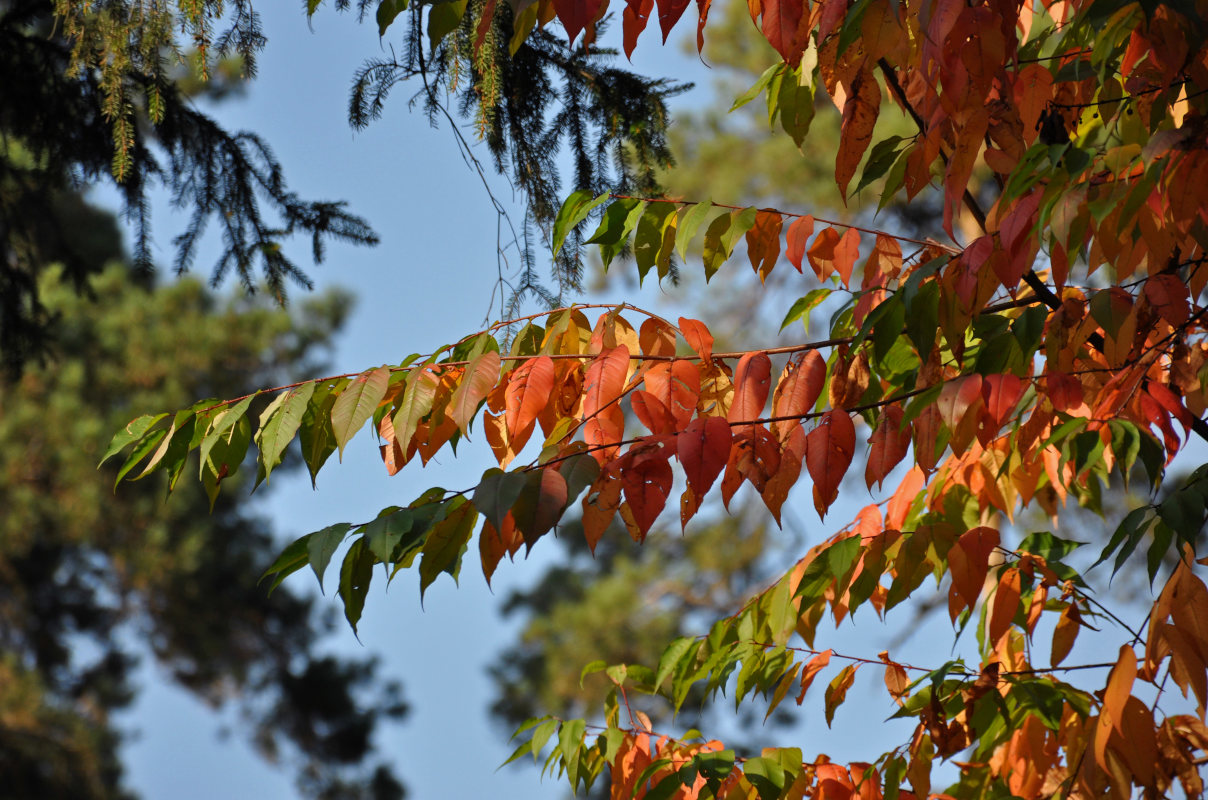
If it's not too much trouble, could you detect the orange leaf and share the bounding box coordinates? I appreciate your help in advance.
[504,355,555,445]
[948,526,1000,612]
[728,351,772,427]
[643,359,701,428]
[806,410,856,518]
[879,651,910,704]
[836,69,881,199]
[639,317,677,358]
[581,471,622,553]
[678,316,714,363]
[746,210,784,282]
[785,214,815,273]
[677,416,733,498]
[762,424,806,525]
[865,405,911,490]
[1104,644,1138,735]
[797,649,833,703]
[582,346,630,462]
[824,664,859,726]
[449,350,501,437]
[886,466,925,529]
[631,390,677,434]
[807,227,842,282]
[988,566,1021,645]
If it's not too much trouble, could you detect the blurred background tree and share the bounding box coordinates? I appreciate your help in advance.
[0,193,407,798]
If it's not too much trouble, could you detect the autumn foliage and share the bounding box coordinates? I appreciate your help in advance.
[104,0,1208,797]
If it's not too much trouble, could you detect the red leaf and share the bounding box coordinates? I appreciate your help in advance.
[785,214,815,273]
[631,389,677,434]
[758,0,805,63]
[582,346,630,462]
[694,0,712,53]
[771,350,826,442]
[678,316,714,363]
[887,466,925,529]
[654,0,690,42]
[865,405,910,490]
[620,442,675,539]
[1046,372,1085,414]
[505,355,556,444]
[728,351,772,427]
[836,70,881,199]
[806,410,856,518]
[948,527,1000,613]
[623,0,653,57]
[677,416,732,497]
[937,374,984,454]
[1146,274,1191,326]
[981,373,1025,431]
[554,0,604,46]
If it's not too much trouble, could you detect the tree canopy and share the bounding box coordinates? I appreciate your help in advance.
[101,0,1208,798]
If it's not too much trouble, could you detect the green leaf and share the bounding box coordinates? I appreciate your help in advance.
[332,366,390,459]
[418,498,477,601]
[776,67,816,148]
[255,382,316,487]
[632,202,678,285]
[375,0,407,33]
[557,718,586,787]
[743,755,786,800]
[201,414,251,510]
[300,381,341,488]
[675,200,714,261]
[198,394,256,470]
[701,211,733,281]
[101,413,167,466]
[362,507,413,562]
[855,136,907,196]
[587,198,645,270]
[730,64,779,112]
[473,468,528,533]
[557,453,600,510]
[721,206,758,256]
[529,717,558,763]
[392,367,440,450]
[655,637,697,692]
[427,0,467,49]
[552,191,609,257]
[308,522,352,593]
[114,426,168,488]
[261,534,313,595]
[339,537,375,634]
[904,280,939,358]
[780,288,832,333]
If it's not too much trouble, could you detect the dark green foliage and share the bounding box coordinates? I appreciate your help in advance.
[0,264,405,799]
[345,5,688,310]
[0,0,377,374]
